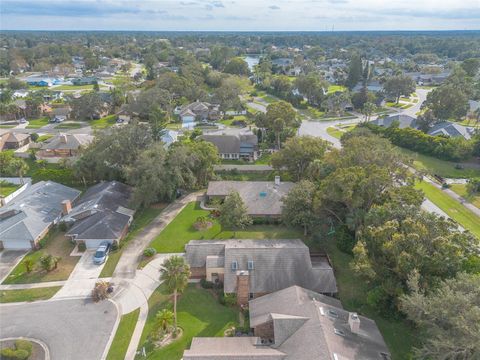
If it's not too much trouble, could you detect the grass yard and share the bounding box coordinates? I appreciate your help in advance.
[106,309,140,360]
[55,122,83,129]
[138,284,238,360]
[52,84,95,91]
[91,115,117,129]
[327,85,347,94]
[0,287,61,303]
[415,180,480,238]
[254,152,271,165]
[0,124,15,129]
[450,184,480,208]
[149,202,302,253]
[26,117,49,129]
[37,134,53,142]
[0,181,20,197]
[2,230,80,284]
[325,242,418,359]
[326,127,343,139]
[398,148,480,179]
[100,205,167,278]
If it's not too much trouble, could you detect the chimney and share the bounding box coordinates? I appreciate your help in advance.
[61,200,72,215]
[60,134,68,144]
[348,312,361,334]
[236,270,250,306]
[274,176,280,186]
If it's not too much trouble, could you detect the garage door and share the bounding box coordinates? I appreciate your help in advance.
[84,240,111,249]
[1,240,31,250]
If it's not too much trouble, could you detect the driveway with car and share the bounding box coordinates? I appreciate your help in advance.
[0,299,117,360]
[0,250,27,283]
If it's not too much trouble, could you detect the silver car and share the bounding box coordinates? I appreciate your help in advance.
[93,241,111,265]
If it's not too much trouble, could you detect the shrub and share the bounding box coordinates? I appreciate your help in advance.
[111,242,119,251]
[223,293,237,306]
[31,168,78,187]
[39,254,55,272]
[77,242,86,252]
[58,221,68,232]
[23,259,34,273]
[335,226,356,254]
[30,133,39,142]
[143,248,157,257]
[0,339,32,360]
[200,278,214,289]
[14,340,32,355]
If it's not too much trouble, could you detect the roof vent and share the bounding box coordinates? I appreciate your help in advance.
[349,312,361,334]
[334,328,345,337]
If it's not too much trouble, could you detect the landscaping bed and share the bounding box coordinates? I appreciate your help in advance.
[0,339,45,360]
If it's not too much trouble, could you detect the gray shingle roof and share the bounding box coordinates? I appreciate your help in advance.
[185,239,337,294]
[41,133,93,151]
[371,114,417,129]
[199,128,258,155]
[206,181,294,216]
[427,121,475,140]
[0,181,80,244]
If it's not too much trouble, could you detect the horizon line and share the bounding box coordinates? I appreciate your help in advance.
[1,29,479,32]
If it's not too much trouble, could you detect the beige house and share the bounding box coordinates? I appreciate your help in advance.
[37,133,93,158]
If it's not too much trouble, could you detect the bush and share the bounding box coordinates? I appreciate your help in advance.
[200,278,214,289]
[223,293,237,307]
[335,226,356,255]
[78,242,86,252]
[31,168,78,187]
[39,254,57,272]
[30,133,39,142]
[143,248,157,257]
[14,340,32,355]
[111,242,119,251]
[0,339,32,360]
[58,221,68,232]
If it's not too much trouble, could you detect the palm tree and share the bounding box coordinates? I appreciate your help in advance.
[9,158,29,184]
[156,309,175,334]
[159,256,191,331]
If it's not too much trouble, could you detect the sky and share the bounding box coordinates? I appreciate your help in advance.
[1,0,479,31]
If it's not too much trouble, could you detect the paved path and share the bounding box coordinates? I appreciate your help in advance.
[0,280,66,290]
[0,299,118,360]
[0,250,27,284]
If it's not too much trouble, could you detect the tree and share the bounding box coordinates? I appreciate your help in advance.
[294,74,328,107]
[39,254,60,272]
[345,53,362,89]
[265,101,299,149]
[24,258,34,273]
[424,84,469,120]
[218,191,252,236]
[210,46,233,70]
[271,136,329,181]
[282,180,317,235]
[213,76,242,112]
[361,102,376,123]
[70,92,106,121]
[400,272,480,360]
[466,177,480,196]
[8,158,29,184]
[159,256,191,331]
[416,109,438,132]
[155,309,175,334]
[460,58,480,77]
[224,57,250,76]
[383,75,416,104]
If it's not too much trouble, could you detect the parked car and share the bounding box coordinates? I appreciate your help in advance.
[93,241,111,265]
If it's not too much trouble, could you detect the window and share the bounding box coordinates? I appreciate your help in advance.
[231,261,238,271]
[247,260,254,270]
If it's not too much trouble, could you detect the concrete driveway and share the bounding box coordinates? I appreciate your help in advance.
[0,250,27,283]
[0,299,118,360]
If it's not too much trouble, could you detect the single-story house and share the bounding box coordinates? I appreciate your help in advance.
[160,130,179,148]
[370,114,417,129]
[13,90,29,98]
[199,128,258,160]
[62,181,135,249]
[0,132,31,151]
[37,133,94,158]
[71,77,98,86]
[206,179,294,218]
[184,285,390,360]
[25,76,55,87]
[50,107,71,122]
[176,101,221,128]
[185,239,337,304]
[0,181,81,250]
[427,121,476,140]
[353,80,383,92]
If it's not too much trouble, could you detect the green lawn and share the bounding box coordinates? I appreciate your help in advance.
[398,148,480,179]
[0,287,61,303]
[138,284,238,360]
[26,117,49,129]
[53,84,95,91]
[106,309,140,360]
[55,122,83,129]
[37,134,53,142]
[3,230,80,284]
[149,202,302,253]
[91,115,117,129]
[0,124,15,129]
[327,85,347,94]
[0,181,20,197]
[450,184,480,208]
[326,127,343,139]
[415,180,480,238]
[254,153,271,165]
[99,205,167,278]
[325,241,418,359]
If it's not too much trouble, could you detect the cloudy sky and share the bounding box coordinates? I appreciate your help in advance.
[1,0,479,31]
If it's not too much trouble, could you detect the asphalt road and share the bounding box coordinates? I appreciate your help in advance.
[0,299,117,360]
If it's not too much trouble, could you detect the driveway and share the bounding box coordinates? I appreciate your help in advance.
[0,250,27,283]
[0,299,117,360]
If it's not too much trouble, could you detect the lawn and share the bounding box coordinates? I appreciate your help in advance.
[398,148,480,179]
[55,122,83,129]
[26,117,49,129]
[52,84,95,91]
[2,230,80,284]
[149,202,302,253]
[37,134,53,142]
[0,287,61,303]
[106,309,140,360]
[138,284,238,360]
[327,85,347,94]
[415,180,480,238]
[450,184,480,208]
[91,115,117,129]
[100,205,167,278]
[326,126,343,139]
[254,153,271,165]
[0,181,20,197]
[0,124,15,129]
[325,241,418,360]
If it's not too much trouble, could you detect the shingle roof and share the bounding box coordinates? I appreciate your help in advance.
[199,128,258,155]
[2,132,30,143]
[427,121,475,140]
[41,133,93,151]
[185,239,337,294]
[206,181,294,216]
[371,114,417,129]
[0,181,80,244]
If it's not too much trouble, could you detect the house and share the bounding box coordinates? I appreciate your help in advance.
[370,114,417,129]
[62,181,135,249]
[160,130,179,148]
[37,133,93,158]
[184,285,390,360]
[206,178,294,218]
[25,76,55,87]
[0,132,31,151]
[353,80,383,92]
[50,106,71,122]
[199,128,258,160]
[12,90,29,98]
[185,239,337,304]
[0,181,80,250]
[71,76,98,86]
[427,121,476,140]
[176,101,221,128]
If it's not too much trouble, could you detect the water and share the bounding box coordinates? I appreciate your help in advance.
[244,56,259,71]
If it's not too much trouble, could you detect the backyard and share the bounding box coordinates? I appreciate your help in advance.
[2,230,80,284]
[137,284,238,360]
[148,201,302,253]
[0,181,20,197]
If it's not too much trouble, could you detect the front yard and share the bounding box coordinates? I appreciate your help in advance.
[26,117,49,129]
[2,230,80,284]
[137,284,238,360]
[106,309,140,360]
[91,115,117,129]
[149,202,302,253]
[0,287,61,303]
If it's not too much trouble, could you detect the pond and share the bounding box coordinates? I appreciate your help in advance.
[244,56,259,71]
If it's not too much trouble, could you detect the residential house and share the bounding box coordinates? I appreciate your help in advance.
[71,77,98,86]
[370,114,417,129]
[199,128,258,160]
[206,178,294,218]
[25,76,56,87]
[160,130,179,148]
[353,80,383,92]
[62,181,135,249]
[50,106,71,122]
[12,90,29,98]
[427,122,476,140]
[176,101,221,128]
[0,181,80,249]
[405,71,450,86]
[183,285,390,360]
[37,133,93,158]
[185,239,337,304]
[0,132,31,151]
